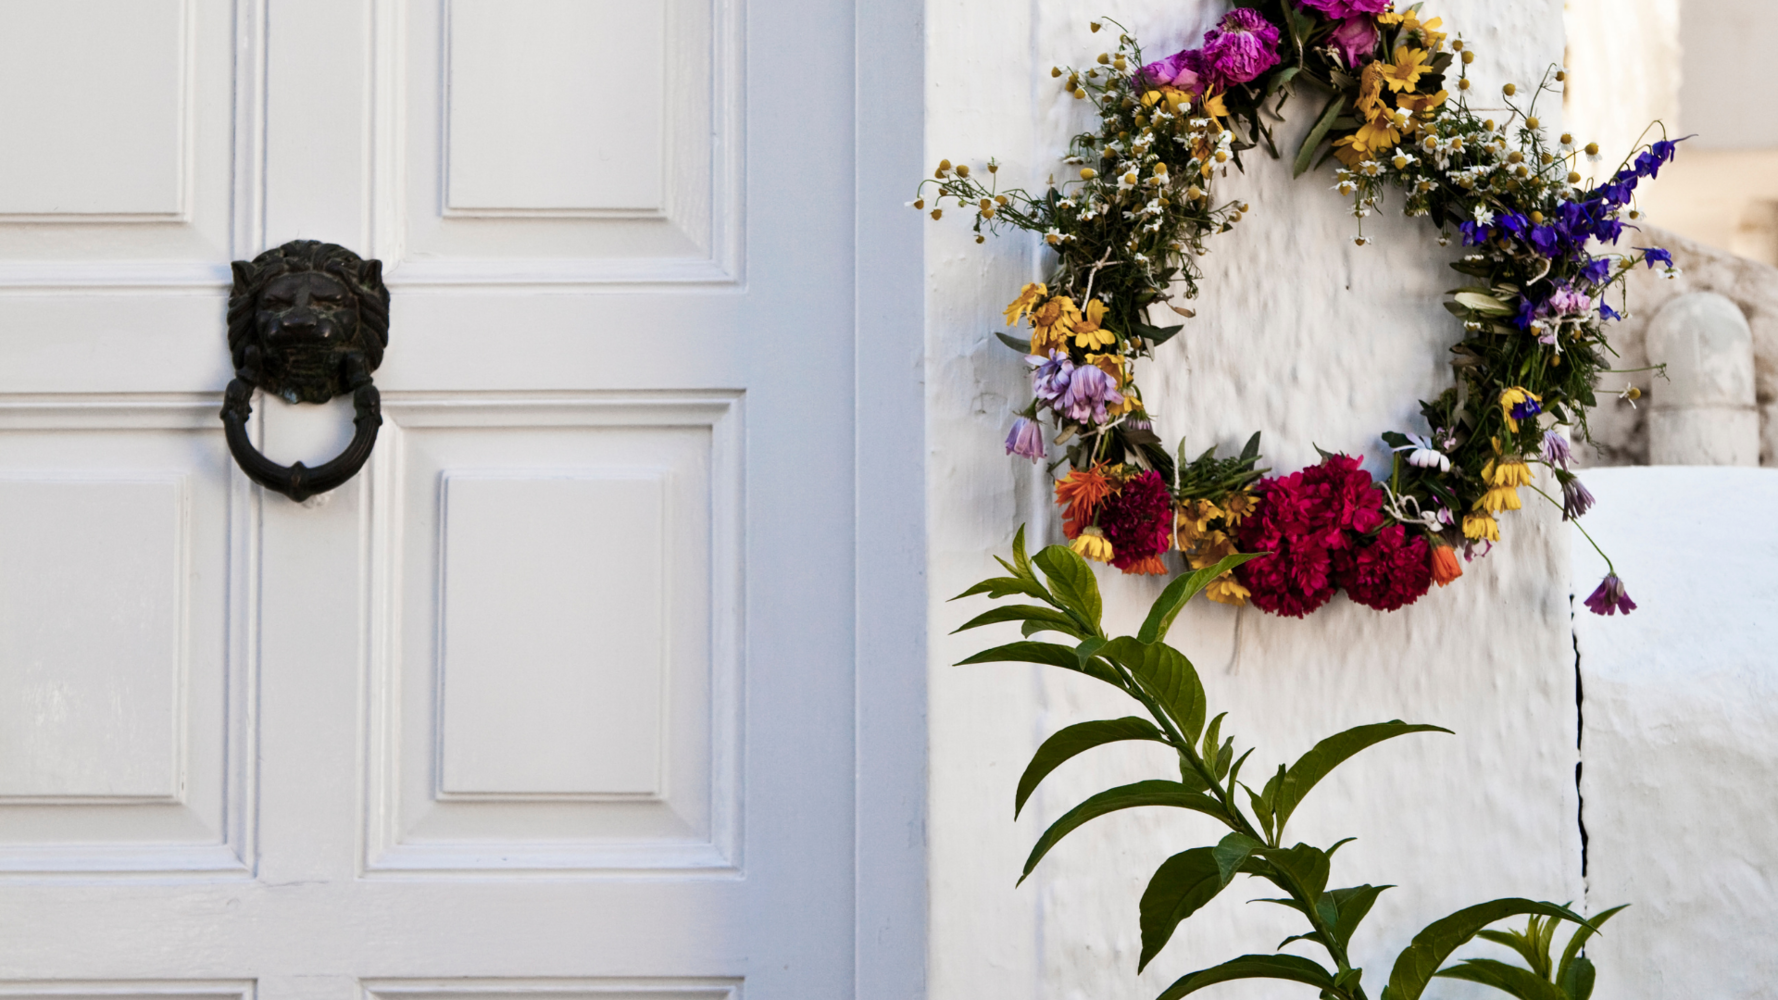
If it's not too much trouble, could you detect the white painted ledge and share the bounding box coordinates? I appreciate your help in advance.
[1572,466,1778,998]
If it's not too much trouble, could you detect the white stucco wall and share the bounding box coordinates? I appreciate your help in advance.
[1572,467,1778,999]
[926,2,1592,998]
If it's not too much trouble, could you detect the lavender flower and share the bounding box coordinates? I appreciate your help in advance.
[1005,417,1045,462]
[1545,284,1595,317]
[1541,430,1572,469]
[1561,476,1595,520]
[1029,351,1073,403]
[1060,363,1125,425]
[1584,574,1637,616]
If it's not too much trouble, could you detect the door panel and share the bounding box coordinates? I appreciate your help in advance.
[0,0,887,996]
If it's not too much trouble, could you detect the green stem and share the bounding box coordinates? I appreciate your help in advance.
[1527,482,1615,575]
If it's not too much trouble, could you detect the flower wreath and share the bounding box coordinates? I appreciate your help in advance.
[918,0,1678,618]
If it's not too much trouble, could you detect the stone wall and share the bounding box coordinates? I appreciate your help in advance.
[1575,226,1778,468]
[925,3,1590,998]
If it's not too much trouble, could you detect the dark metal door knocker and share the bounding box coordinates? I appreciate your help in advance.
[220,240,390,502]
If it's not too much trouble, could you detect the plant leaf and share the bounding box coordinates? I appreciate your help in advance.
[1383,899,1596,1000]
[1034,545,1103,631]
[1454,291,1516,316]
[1137,552,1267,643]
[1293,92,1347,177]
[1158,954,1337,1000]
[1559,954,1597,1000]
[1138,848,1225,972]
[1016,718,1168,818]
[1256,843,1331,905]
[1212,832,1263,886]
[1011,524,1034,578]
[955,640,1122,687]
[1103,637,1207,743]
[1020,780,1226,883]
[995,331,1034,353]
[1274,722,1451,834]
[1555,904,1627,988]
[1435,959,1566,1000]
[952,575,1056,604]
[1325,884,1392,954]
[953,604,1087,638]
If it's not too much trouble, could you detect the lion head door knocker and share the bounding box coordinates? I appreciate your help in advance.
[220,240,389,502]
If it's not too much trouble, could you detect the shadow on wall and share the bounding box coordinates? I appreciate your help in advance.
[1578,226,1778,468]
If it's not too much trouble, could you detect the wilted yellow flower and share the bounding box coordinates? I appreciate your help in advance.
[1030,296,1083,355]
[1071,525,1114,563]
[1483,456,1535,488]
[1004,282,1048,327]
[1463,512,1500,542]
[1498,386,1543,433]
[1221,490,1257,525]
[1189,531,1249,606]
[1476,485,1523,513]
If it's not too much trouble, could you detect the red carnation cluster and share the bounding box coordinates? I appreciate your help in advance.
[1235,454,1428,616]
[1100,470,1175,575]
[1334,524,1432,611]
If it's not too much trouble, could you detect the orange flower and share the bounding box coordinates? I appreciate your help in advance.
[1122,554,1169,576]
[1430,545,1463,587]
[1055,465,1114,539]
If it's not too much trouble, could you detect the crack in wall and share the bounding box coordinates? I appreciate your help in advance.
[1573,607,1590,885]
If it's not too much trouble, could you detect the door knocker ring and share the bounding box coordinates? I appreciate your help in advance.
[219,240,390,502]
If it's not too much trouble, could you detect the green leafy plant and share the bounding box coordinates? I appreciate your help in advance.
[953,528,1621,1000]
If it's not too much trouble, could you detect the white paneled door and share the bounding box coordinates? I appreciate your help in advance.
[0,2,925,1000]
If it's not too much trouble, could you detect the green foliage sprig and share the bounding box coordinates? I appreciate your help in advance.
[954,528,1622,1000]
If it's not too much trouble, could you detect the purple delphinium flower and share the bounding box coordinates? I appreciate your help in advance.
[1637,246,1674,269]
[1511,397,1543,423]
[1329,16,1380,66]
[1201,8,1282,86]
[1584,573,1637,615]
[1060,363,1125,425]
[1299,0,1389,17]
[1561,476,1595,520]
[1600,301,1623,322]
[1139,47,1208,94]
[1005,417,1045,462]
[1029,351,1073,403]
[1580,256,1612,286]
[1541,430,1572,469]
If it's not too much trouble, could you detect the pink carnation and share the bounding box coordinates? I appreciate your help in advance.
[1334,524,1433,611]
[1329,16,1380,66]
[1201,8,1282,86]
[1299,0,1390,18]
[1138,47,1209,94]
[1100,471,1175,574]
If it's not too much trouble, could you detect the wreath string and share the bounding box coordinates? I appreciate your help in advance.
[918,0,1677,618]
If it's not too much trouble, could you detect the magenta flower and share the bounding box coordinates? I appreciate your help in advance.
[1584,574,1637,616]
[1545,284,1596,317]
[1201,8,1282,86]
[1005,417,1045,462]
[1138,47,1208,94]
[1329,16,1380,66]
[1299,0,1390,18]
[1060,363,1125,425]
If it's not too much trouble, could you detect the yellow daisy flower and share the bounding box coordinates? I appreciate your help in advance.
[1029,296,1082,355]
[1476,485,1523,513]
[1483,456,1535,488]
[1073,298,1116,350]
[1381,48,1431,93]
[1498,386,1543,433]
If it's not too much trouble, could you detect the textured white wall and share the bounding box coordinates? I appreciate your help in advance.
[926,2,1592,998]
[1572,467,1778,999]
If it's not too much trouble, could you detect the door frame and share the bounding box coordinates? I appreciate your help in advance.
[852,0,927,997]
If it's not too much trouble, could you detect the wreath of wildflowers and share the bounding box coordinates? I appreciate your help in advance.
[918,0,1679,618]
